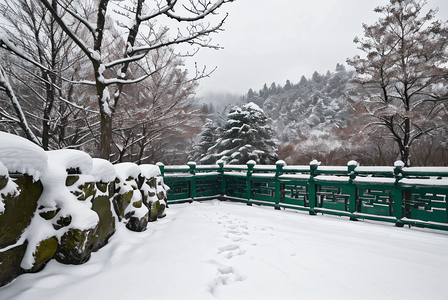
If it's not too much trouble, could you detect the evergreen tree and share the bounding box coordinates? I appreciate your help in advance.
[299,75,308,87]
[190,118,218,164]
[335,63,346,72]
[312,71,322,83]
[208,103,215,114]
[260,83,269,99]
[209,102,278,165]
[284,80,292,91]
[247,88,255,99]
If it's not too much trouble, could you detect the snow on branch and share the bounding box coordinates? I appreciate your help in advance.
[164,0,234,22]
[0,64,42,146]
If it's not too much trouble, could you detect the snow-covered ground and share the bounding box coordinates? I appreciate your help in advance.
[1,200,448,300]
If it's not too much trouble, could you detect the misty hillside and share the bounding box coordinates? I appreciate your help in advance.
[242,64,356,144]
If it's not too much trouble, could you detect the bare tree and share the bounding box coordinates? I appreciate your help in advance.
[347,0,448,166]
[37,0,234,159]
[0,0,93,150]
[111,46,204,163]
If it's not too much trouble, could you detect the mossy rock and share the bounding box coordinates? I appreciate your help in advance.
[0,241,27,287]
[158,203,166,219]
[53,215,72,230]
[149,201,160,222]
[30,237,58,273]
[124,190,133,203]
[55,227,97,264]
[125,214,148,232]
[39,208,61,220]
[65,175,79,187]
[148,178,157,189]
[0,175,42,248]
[112,194,126,221]
[76,182,96,201]
[133,200,142,208]
[0,175,8,190]
[91,193,115,252]
[96,182,108,193]
[112,191,132,221]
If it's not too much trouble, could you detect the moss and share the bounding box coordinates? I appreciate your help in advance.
[91,193,115,252]
[125,213,148,232]
[132,200,142,208]
[0,175,8,190]
[0,175,41,248]
[124,190,133,203]
[55,227,97,265]
[157,191,164,200]
[77,182,96,201]
[0,241,27,287]
[96,182,108,193]
[65,175,79,187]
[158,203,166,218]
[149,201,160,222]
[39,208,61,220]
[31,237,58,272]
[148,192,156,197]
[53,215,72,230]
[148,178,157,189]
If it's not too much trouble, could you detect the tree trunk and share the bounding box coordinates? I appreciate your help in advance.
[99,112,112,160]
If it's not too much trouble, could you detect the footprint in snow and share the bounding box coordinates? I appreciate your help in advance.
[207,260,246,296]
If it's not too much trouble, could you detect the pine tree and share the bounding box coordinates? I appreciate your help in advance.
[210,102,278,165]
[190,119,218,164]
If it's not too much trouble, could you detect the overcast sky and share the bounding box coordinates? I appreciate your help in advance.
[187,0,448,98]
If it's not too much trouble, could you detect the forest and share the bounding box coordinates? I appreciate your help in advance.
[1,0,448,166]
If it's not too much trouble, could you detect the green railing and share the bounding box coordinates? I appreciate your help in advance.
[158,160,448,231]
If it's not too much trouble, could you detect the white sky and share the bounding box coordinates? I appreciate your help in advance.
[188,0,448,97]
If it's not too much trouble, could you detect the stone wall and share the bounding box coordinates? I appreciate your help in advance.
[0,132,168,287]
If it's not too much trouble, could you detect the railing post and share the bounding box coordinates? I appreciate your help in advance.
[187,161,197,201]
[348,160,358,220]
[275,160,285,210]
[156,162,165,177]
[217,160,226,200]
[394,160,404,227]
[308,160,319,215]
[246,160,256,206]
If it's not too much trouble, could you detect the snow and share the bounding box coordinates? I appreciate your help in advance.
[310,159,321,166]
[17,149,99,270]
[243,101,263,112]
[47,149,93,175]
[0,160,7,177]
[91,158,116,183]
[0,162,18,214]
[314,175,350,183]
[1,200,448,299]
[139,164,161,179]
[354,177,396,185]
[394,160,405,167]
[400,178,448,187]
[0,132,48,180]
[114,162,141,182]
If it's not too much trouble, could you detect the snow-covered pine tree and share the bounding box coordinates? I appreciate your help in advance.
[210,102,278,165]
[190,118,219,164]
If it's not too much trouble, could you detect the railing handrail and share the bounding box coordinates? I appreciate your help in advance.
[159,160,448,231]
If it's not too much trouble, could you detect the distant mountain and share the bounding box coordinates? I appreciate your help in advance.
[242,65,356,144]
